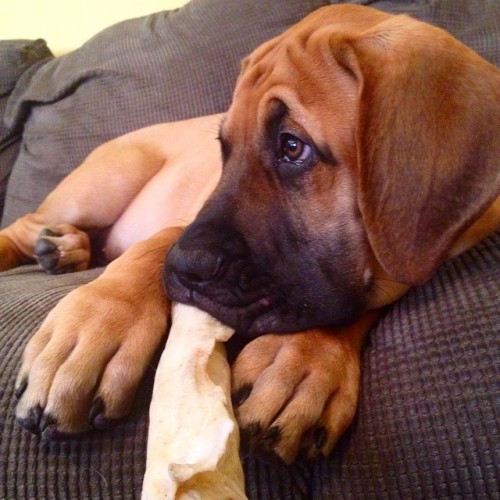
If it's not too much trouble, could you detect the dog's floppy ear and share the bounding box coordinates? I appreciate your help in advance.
[333,16,500,284]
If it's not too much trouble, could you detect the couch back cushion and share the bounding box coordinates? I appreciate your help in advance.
[1,0,327,227]
[0,39,53,218]
[2,0,499,227]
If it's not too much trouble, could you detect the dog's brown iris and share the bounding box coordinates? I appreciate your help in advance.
[280,133,307,163]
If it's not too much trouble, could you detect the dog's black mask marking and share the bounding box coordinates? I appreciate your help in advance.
[163,92,370,338]
[163,168,367,337]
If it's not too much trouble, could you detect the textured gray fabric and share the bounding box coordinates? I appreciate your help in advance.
[0,39,53,218]
[1,234,498,499]
[333,0,500,66]
[0,0,499,498]
[1,0,327,227]
[311,232,500,498]
[0,39,52,97]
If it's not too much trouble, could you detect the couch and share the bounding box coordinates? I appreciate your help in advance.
[1,0,498,498]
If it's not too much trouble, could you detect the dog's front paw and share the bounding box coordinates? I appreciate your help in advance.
[15,279,168,439]
[231,329,361,464]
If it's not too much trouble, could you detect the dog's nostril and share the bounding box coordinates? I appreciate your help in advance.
[184,266,220,283]
[187,253,223,282]
[168,244,224,284]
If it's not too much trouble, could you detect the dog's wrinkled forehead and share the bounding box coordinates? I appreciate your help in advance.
[235,41,294,102]
[224,32,360,156]
[234,4,395,96]
[226,35,330,142]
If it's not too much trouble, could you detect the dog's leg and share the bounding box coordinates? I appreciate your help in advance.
[0,133,168,272]
[1,115,223,273]
[15,226,182,438]
[231,311,380,464]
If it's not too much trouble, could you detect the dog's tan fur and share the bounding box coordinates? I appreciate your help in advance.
[1,5,499,463]
[0,115,223,271]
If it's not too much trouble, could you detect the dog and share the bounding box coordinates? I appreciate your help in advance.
[1,5,499,464]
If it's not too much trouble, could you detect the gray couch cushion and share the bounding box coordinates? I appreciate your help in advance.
[0,0,499,498]
[313,232,500,498]
[0,39,53,219]
[1,0,327,227]
[1,233,498,499]
[333,0,500,65]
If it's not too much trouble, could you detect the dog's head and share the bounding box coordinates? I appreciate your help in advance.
[164,5,500,337]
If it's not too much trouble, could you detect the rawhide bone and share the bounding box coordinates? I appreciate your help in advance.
[142,303,246,499]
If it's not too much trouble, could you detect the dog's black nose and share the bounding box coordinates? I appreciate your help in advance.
[167,245,223,284]
[165,217,248,292]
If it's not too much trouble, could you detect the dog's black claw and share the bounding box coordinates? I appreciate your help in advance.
[254,445,285,465]
[89,397,104,422]
[15,377,28,399]
[17,404,43,434]
[262,425,282,447]
[41,425,79,441]
[39,412,58,433]
[89,397,114,430]
[39,413,84,440]
[253,426,286,464]
[240,422,262,452]
[232,383,252,407]
[314,426,327,450]
[245,422,261,438]
[92,415,114,430]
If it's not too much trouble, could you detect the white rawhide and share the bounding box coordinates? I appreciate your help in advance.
[142,303,246,499]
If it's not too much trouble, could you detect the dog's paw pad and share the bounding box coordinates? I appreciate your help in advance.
[34,237,60,271]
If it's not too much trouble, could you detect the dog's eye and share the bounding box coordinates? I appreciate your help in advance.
[280,133,310,163]
[276,133,313,176]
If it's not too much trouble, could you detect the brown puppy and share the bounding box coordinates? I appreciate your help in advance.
[166,5,499,461]
[2,5,499,464]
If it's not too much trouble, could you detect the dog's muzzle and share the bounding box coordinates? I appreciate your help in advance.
[163,223,281,337]
[163,217,365,337]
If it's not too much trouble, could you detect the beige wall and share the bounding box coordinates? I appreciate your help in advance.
[2,0,189,55]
